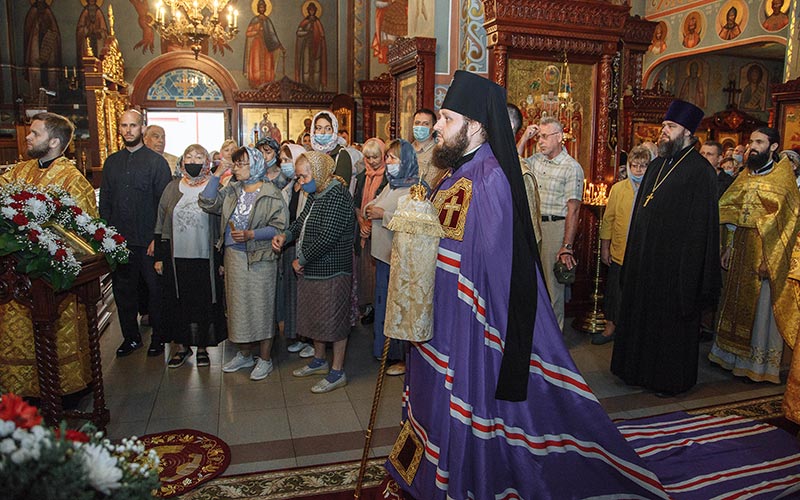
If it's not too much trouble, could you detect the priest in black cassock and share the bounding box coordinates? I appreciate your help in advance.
[611,100,721,396]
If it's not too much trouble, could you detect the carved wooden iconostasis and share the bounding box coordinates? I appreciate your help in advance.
[233,77,337,147]
[483,0,656,315]
[771,77,800,152]
[359,73,392,142]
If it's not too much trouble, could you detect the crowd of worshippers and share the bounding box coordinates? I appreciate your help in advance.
[95,107,442,394]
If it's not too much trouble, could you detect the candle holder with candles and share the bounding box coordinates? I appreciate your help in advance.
[573,180,609,334]
[151,0,239,59]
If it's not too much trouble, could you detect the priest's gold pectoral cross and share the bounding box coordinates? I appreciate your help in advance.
[442,195,462,226]
[643,193,654,207]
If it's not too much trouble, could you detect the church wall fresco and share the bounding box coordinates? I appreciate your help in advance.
[11,0,343,99]
[648,53,783,121]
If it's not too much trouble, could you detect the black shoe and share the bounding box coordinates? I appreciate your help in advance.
[147,342,165,357]
[116,339,142,357]
[361,305,375,325]
[591,333,615,345]
[654,391,677,399]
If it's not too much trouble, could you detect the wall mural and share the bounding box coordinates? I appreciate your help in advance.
[677,59,708,108]
[762,0,790,31]
[294,0,327,90]
[372,0,408,64]
[649,21,668,55]
[24,0,62,92]
[682,11,704,48]
[244,0,285,88]
[76,0,108,57]
[716,0,747,41]
[739,62,769,110]
[129,0,156,53]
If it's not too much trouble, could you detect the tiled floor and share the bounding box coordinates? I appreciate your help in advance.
[88,314,785,476]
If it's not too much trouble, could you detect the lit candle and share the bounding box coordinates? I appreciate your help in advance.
[73,66,77,78]
[233,9,238,28]
[213,0,219,12]
[64,67,68,78]
[175,9,181,22]
[193,0,198,17]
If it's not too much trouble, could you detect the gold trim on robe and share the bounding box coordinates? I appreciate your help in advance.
[0,157,96,396]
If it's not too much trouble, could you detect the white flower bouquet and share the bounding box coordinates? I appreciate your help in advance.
[0,393,160,499]
[0,183,129,290]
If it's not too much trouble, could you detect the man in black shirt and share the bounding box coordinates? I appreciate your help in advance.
[99,109,171,357]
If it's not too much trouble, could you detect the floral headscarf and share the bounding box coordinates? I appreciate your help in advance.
[179,144,212,187]
[310,111,339,154]
[242,146,267,185]
[256,137,280,161]
[388,139,420,189]
[299,150,346,193]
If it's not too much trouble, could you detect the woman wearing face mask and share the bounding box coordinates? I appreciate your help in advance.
[352,138,387,325]
[364,139,421,375]
[154,144,227,368]
[272,151,355,393]
[594,145,650,346]
[310,111,352,187]
[275,143,314,357]
[256,137,287,189]
[199,146,288,381]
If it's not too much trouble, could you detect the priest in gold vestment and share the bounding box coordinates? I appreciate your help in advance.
[0,112,97,397]
[710,128,800,397]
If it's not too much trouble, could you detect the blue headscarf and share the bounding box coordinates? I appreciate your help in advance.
[255,137,280,160]
[242,146,267,185]
[388,139,420,189]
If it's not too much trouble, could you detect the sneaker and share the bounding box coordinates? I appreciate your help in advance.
[250,358,274,380]
[299,344,315,358]
[167,349,193,369]
[222,352,255,373]
[311,373,347,393]
[292,360,330,377]
[386,362,406,376]
[287,341,310,353]
[147,342,165,357]
[116,339,142,357]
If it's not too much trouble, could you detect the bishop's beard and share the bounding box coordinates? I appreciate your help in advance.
[433,122,470,170]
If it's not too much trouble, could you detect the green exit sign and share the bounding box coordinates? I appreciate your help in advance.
[176,99,195,108]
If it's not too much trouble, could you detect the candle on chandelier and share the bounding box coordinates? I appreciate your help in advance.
[233,9,238,29]
[64,66,68,78]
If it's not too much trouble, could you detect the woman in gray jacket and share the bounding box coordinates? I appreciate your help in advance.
[199,146,287,381]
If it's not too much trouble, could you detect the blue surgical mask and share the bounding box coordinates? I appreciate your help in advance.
[725,169,735,176]
[265,157,277,168]
[386,162,401,178]
[302,179,317,193]
[280,162,295,177]
[315,133,334,145]
[413,126,431,142]
[733,154,743,163]
[629,173,644,183]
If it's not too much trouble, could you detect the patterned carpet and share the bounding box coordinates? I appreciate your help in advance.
[178,395,796,500]
[140,428,231,498]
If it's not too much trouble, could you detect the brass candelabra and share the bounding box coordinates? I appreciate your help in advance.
[574,182,608,334]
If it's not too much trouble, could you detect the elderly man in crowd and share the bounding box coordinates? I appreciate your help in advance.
[144,124,179,176]
[516,116,583,330]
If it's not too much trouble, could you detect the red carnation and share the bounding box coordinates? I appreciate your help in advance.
[0,393,42,429]
[34,193,46,202]
[12,213,28,227]
[93,228,105,241]
[55,428,90,443]
[11,192,32,202]
[54,248,67,261]
[9,202,22,210]
[70,206,83,216]
[111,234,125,244]
[27,229,40,243]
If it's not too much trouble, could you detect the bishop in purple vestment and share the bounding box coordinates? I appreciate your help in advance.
[384,71,669,499]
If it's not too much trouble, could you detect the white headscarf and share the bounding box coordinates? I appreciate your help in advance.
[310,111,339,154]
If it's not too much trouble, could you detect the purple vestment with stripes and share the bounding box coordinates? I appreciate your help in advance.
[385,144,668,499]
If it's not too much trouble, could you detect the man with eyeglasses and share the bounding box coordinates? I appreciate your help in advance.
[517,116,584,330]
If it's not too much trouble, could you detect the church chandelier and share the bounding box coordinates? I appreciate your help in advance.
[152,0,239,59]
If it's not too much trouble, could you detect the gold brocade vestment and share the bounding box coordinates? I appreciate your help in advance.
[716,158,800,422]
[0,158,98,396]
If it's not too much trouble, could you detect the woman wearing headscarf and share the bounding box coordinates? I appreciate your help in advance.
[364,139,420,375]
[154,144,226,368]
[310,111,352,187]
[275,143,314,357]
[272,151,355,393]
[199,146,287,381]
[217,138,238,186]
[353,138,387,323]
[256,136,288,189]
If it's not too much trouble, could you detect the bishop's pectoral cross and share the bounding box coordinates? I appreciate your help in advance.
[442,195,462,226]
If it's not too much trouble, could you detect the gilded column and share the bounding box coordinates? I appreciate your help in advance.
[784,0,799,80]
[595,53,613,183]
